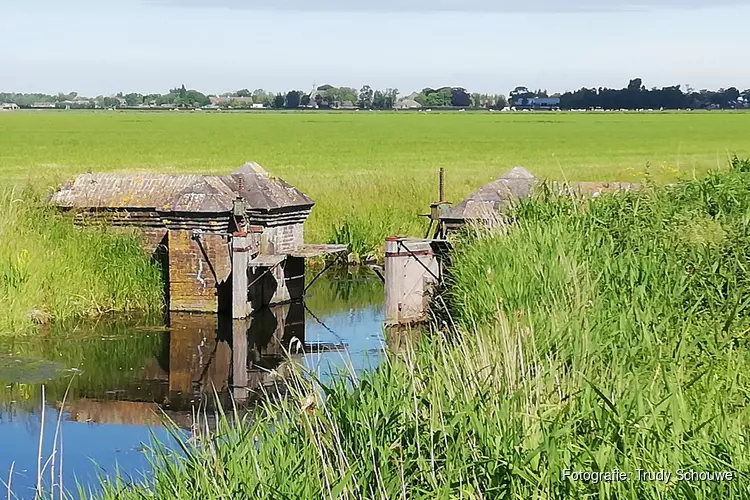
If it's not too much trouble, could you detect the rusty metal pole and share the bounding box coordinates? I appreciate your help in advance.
[439,168,445,203]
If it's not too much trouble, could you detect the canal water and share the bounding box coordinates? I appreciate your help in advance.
[0,271,384,499]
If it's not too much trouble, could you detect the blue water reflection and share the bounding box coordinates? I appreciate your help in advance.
[0,274,384,499]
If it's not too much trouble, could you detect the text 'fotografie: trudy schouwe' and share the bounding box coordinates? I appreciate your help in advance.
[562,468,737,483]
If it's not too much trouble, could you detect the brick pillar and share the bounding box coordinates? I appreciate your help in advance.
[167,230,231,313]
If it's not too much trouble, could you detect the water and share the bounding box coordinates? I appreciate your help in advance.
[0,272,384,499]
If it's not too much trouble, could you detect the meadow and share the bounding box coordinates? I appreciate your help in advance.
[1,110,749,255]
[1,110,748,332]
[1,112,750,497]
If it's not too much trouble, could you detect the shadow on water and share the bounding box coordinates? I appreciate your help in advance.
[0,270,384,499]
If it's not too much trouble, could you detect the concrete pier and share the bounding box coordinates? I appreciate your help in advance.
[231,234,252,318]
[384,237,442,325]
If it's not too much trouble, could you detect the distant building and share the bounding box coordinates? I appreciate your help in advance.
[395,98,422,110]
[209,96,253,107]
[60,98,92,108]
[31,102,56,109]
[513,97,561,110]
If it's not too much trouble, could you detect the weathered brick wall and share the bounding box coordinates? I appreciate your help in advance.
[168,231,231,313]
[140,229,168,255]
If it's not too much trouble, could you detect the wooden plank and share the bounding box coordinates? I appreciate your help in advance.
[289,244,348,258]
[248,254,287,267]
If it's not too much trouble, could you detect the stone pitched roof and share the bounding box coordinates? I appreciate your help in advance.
[440,166,538,222]
[50,162,314,215]
[225,162,314,212]
[441,166,641,224]
[51,174,202,210]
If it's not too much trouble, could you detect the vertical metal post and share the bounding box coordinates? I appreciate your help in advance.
[439,168,445,203]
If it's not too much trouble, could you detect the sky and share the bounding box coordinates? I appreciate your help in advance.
[1,0,749,96]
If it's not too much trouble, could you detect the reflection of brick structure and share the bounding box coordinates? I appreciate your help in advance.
[55,304,355,427]
[67,400,163,426]
[51,162,345,317]
[168,313,229,397]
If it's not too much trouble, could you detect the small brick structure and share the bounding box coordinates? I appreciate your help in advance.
[384,167,641,325]
[51,162,346,317]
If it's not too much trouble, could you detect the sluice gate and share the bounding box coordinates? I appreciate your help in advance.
[50,162,346,318]
[384,166,641,325]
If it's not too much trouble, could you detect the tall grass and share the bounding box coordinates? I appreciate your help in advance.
[88,163,750,499]
[0,186,164,334]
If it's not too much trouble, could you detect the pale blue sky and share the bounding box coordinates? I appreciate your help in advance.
[1,0,748,96]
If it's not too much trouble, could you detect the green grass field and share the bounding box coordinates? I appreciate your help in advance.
[1,110,749,332]
[2,111,749,255]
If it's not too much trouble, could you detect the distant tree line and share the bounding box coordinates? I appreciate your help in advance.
[509,79,750,110]
[0,85,211,109]
[410,87,507,109]
[2,79,749,111]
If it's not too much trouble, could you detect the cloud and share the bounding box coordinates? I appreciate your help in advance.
[151,0,750,13]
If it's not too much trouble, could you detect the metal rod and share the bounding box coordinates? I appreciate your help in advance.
[368,264,385,283]
[439,168,445,202]
[432,223,443,240]
[424,219,434,239]
[247,260,284,290]
[396,240,441,282]
[194,233,220,284]
[304,302,344,341]
[304,253,346,293]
